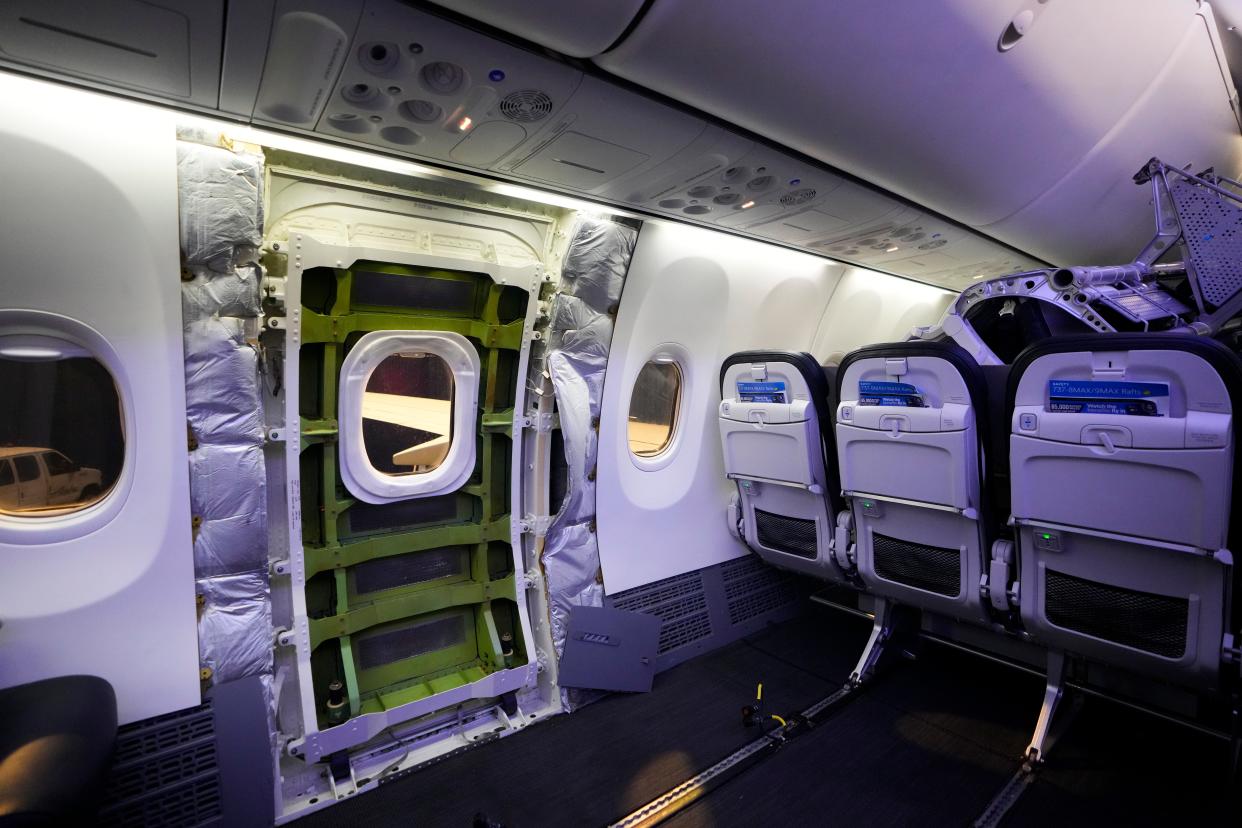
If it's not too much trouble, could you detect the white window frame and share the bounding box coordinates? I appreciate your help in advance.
[338,330,480,504]
[0,314,133,543]
[627,343,690,472]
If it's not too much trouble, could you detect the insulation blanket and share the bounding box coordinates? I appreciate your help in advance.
[177,135,271,697]
[197,570,274,683]
[177,141,264,272]
[542,218,637,664]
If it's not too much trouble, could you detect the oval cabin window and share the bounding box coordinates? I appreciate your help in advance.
[628,361,681,457]
[0,352,124,516]
[362,351,455,475]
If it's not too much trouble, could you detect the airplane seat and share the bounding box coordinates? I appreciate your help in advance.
[0,675,118,826]
[835,341,996,624]
[719,351,848,581]
[1007,335,1241,689]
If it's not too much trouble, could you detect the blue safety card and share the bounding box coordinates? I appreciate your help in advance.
[738,381,786,403]
[1048,379,1167,416]
[858,380,924,407]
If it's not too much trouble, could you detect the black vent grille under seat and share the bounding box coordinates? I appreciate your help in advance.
[99,704,221,827]
[612,570,713,654]
[754,509,817,558]
[1044,569,1189,659]
[722,554,800,625]
[872,532,962,597]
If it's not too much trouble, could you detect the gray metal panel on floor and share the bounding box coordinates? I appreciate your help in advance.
[559,605,662,692]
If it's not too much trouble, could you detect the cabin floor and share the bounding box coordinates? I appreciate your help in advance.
[299,604,1236,827]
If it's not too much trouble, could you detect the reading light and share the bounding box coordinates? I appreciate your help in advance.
[885,245,899,252]
[740,200,755,209]
[457,116,473,131]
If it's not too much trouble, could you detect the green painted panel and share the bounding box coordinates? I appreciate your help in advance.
[300,259,530,730]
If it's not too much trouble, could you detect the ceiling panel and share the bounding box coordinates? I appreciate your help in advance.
[596,0,1241,265]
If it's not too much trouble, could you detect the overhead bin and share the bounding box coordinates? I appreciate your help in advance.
[427,0,648,59]
[0,0,224,106]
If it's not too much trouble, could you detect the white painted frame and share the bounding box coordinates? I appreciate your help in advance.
[338,330,480,504]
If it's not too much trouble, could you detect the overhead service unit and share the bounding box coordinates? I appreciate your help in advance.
[0,0,1044,289]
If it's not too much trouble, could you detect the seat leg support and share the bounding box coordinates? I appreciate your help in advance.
[1026,650,1066,764]
[847,599,918,688]
[971,650,1071,828]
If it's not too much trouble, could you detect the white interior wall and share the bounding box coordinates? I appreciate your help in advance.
[811,266,956,364]
[0,75,201,723]
[596,221,843,593]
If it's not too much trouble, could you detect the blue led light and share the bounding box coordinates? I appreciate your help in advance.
[789,178,801,186]
[489,69,506,82]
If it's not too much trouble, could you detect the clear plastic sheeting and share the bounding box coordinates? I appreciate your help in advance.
[176,140,264,272]
[197,570,274,684]
[177,133,272,702]
[542,218,638,664]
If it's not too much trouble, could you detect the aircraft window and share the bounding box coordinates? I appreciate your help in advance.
[363,352,455,476]
[0,354,122,516]
[628,361,681,457]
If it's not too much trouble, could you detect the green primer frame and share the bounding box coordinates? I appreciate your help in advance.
[299,261,527,724]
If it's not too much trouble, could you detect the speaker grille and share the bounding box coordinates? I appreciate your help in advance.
[1044,569,1188,659]
[499,90,553,122]
[780,187,817,207]
[357,614,466,670]
[754,509,817,558]
[872,532,961,597]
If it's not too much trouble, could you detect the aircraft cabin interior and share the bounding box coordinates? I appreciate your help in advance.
[4,1,1242,826]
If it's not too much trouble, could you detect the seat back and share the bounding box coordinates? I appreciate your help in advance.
[718,351,845,580]
[835,342,993,623]
[1008,335,1239,689]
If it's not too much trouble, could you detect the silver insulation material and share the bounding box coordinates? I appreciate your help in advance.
[196,570,274,683]
[176,141,264,272]
[542,218,638,663]
[177,137,272,698]
[190,444,267,578]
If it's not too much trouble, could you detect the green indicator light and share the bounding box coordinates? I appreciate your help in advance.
[1041,533,1052,540]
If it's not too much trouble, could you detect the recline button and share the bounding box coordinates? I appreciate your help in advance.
[1019,413,1037,431]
